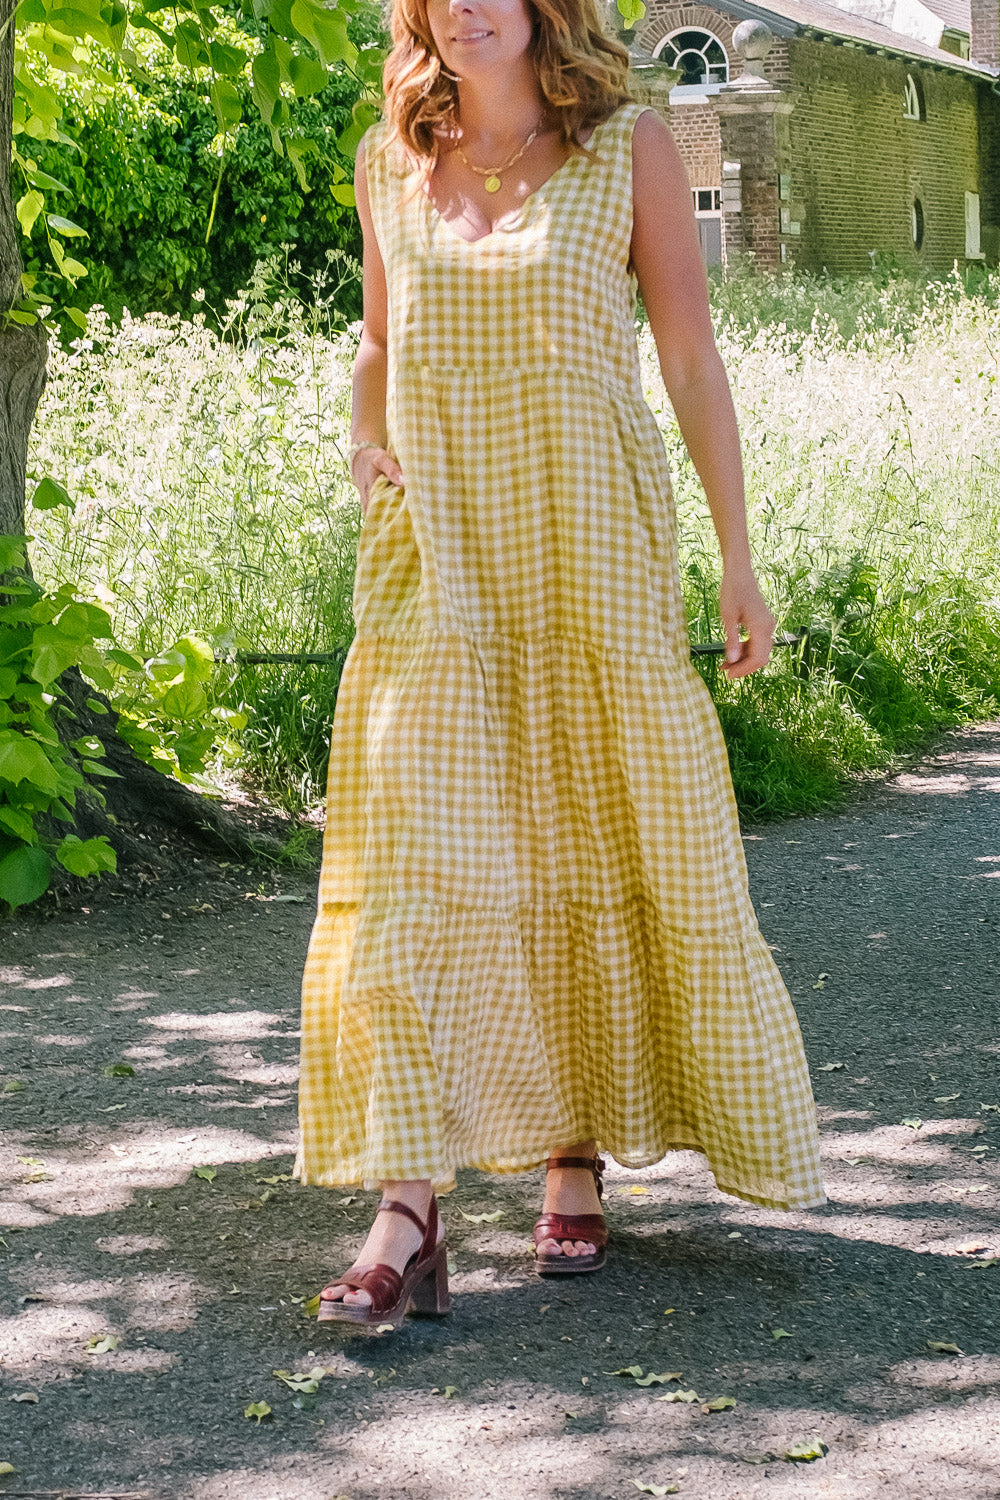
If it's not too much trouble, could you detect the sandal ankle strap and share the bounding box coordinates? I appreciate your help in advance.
[377,1195,438,1258]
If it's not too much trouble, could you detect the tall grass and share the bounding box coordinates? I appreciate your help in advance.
[27,258,1000,819]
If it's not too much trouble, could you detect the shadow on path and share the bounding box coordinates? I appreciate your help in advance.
[1,723,999,1499]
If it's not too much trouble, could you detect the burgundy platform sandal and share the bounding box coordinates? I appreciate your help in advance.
[532,1154,608,1276]
[317,1196,450,1327]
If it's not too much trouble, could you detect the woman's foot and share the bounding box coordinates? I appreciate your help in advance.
[320,1179,442,1310]
[536,1140,604,1260]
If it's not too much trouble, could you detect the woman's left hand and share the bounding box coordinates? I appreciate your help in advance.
[720,566,776,679]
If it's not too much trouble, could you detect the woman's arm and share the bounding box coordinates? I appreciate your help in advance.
[629,108,774,679]
[352,134,405,513]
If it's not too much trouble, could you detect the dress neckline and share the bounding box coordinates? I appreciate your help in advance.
[421,107,621,247]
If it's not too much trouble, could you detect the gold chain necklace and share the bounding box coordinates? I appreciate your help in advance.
[455,115,546,194]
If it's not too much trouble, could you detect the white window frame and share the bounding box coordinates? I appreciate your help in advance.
[965,191,983,259]
[903,74,923,120]
[653,27,730,85]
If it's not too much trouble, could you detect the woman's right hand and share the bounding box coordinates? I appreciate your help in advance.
[352,445,405,516]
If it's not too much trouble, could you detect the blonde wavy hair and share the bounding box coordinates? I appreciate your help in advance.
[375,0,634,181]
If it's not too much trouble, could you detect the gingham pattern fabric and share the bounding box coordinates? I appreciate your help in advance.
[294,101,826,1211]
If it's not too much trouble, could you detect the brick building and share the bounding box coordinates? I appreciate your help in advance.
[619,0,1000,270]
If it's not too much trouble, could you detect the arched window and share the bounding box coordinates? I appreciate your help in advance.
[912,197,925,250]
[903,73,925,120]
[654,28,729,85]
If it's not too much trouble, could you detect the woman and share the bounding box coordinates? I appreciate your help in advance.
[294,0,826,1325]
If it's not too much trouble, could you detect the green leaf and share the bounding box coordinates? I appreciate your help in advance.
[210,76,243,128]
[31,475,73,512]
[632,1485,678,1497]
[103,1062,135,1077]
[772,1327,792,1340]
[0,805,38,844]
[0,667,19,699]
[84,696,108,714]
[16,190,45,237]
[251,46,281,124]
[85,1333,119,1353]
[616,0,646,26]
[0,843,51,909]
[65,306,87,330]
[272,1365,327,1392]
[783,1439,827,1462]
[901,1117,923,1130]
[607,1365,644,1378]
[107,647,145,672]
[30,628,81,686]
[193,1165,217,1181]
[457,1209,504,1223]
[55,834,116,877]
[289,0,356,66]
[330,182,355,207]
[46,214,88,238]
[288,52,328,96]
[0,536,28,572]
[244,1400,272,1422]
[161,679,207,721]
[634,1370,684,1386]
[0,732,61,792]
[657,1388,700,1403]
[702,1395,737,1411]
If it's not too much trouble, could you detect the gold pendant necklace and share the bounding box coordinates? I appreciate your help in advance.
[455,114,546,194]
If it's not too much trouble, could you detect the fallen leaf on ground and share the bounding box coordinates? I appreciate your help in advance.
[927,1341,964,1355]
[9,1392,39,1403]
[741,1452,778,1465]
[634,1371,684,1386]
[817,1062,846,1071]
[86,1333,119,1354]
[658,1388,700,1403]
[934,1094,961,1103]
[2,1080,25,1092]
[607,1365,644,1378]
[244,1400,272,1422]
[772,1328,792,1340]
[97,1103,127,1112]
[103,1062,136,1077]
[632,1482,679,1495]
[662,1307,676,1315]
[727,1231,742,1239]
[844,1157,865,1166]
[300,1294,321,1317]
[338,1195,357,1205]
[430,1385,458,1398]
[256,1174,293,1185]
[980,1103,1000,1114]
[619,1185,652,1196]
[193,1166,217,1182]
[0,1462,16,1475]
[901,1118,923,1130]
[966,1258,1000,1269]
[272,1366,327,1393]
[17,1156,44,1166]
[564,1410,578,1419]
[812,974,828,990]
[784,1440,827,1462]
[702,1395,737,1411]
[458,1209,503,1223]
[375,1323,395,1333]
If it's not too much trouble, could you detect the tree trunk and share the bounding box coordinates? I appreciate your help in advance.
[0,1,283,877]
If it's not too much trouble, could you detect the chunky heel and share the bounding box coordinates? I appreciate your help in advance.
[317,1195,450,1326]
[409,1242,451,1316]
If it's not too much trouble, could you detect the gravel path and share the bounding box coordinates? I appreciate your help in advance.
[1,721,999,1500]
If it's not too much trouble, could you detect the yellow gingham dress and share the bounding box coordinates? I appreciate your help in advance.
[295,100,826,1211]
